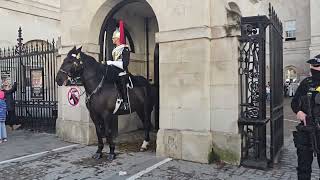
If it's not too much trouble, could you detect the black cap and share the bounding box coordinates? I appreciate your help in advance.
[307,54,320,65]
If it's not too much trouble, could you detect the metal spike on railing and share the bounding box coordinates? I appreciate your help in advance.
[36,41,39,52]
[25,44,28,54]
[31,44,34,53]
[268,3,271,17]
[52,39,55,49]
[46,40,50,51]
[7,47,10,56]
[41,40,44,51]
[17,27,23,48]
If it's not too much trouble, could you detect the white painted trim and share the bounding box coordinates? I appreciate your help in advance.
[284,118,299,123]
[0,144,79,165]
[126,158,172,180]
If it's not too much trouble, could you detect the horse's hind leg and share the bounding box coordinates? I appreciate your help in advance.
[137,107,151,152]
[104,114,116,161]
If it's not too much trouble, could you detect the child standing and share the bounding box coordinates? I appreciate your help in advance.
[0,90,7,143]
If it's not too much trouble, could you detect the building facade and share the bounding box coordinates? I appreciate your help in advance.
[260,0,320,82]
[0,0,60,47]
[56,0,259,165]
[2,0,320,165]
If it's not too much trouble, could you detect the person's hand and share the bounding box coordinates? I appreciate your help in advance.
[106,61,113,66]
[297,111,307,126]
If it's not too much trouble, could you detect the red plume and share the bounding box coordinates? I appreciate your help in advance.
[119,20,126,45]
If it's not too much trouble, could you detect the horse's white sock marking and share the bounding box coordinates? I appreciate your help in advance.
[141,140,149,149]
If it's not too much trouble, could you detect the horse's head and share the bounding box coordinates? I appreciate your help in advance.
[56,46,84,86]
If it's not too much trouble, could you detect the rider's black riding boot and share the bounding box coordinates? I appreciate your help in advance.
[120,75,129,110]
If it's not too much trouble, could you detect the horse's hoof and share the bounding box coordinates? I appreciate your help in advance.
[107,153,116,161]
[140,147,148,152]
[92,152,103,160]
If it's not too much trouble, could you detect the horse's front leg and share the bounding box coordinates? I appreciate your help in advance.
[104,113,116,161]
[91,114,105,159]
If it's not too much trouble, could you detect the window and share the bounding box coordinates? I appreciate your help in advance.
[285,20,296,41]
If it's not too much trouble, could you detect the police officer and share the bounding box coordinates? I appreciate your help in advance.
[106,20,130,110]
[292,54,320,180]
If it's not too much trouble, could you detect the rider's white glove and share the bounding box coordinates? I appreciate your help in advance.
[106,61,123,69]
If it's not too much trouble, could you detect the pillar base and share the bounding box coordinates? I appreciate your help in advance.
[56,118,97,145]
[156,129,241,164]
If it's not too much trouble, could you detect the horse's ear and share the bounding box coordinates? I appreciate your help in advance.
[72,46,76,51]
[77,46,82,52]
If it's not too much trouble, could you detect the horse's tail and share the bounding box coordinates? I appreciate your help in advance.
[131,75,156,109]
[148,84,157,108]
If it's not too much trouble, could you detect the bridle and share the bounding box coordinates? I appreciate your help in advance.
[85,67,108,104]
[59,68,73,77]
[58,57,108,104]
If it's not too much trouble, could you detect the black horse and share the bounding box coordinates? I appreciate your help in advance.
[56,47,154,160]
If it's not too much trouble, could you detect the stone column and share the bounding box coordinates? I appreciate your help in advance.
[154,0,213,164]
[56,0,101,145]
[156,27,212,163]
[56,47,98,145]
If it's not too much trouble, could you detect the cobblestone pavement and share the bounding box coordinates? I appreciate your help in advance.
[0,98,319,180]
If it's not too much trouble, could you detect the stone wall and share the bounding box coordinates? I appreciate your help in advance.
[0,0,60,47]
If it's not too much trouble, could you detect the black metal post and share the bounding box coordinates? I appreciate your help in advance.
[145,18,150,81]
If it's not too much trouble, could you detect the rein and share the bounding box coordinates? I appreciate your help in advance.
[85,67,108,103]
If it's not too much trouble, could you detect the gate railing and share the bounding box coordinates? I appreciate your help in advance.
[238,4,283,169]
[269,5,284,166]
[0,27,58,132]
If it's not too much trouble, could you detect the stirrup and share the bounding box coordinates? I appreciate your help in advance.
[113,98,123,114]
[122,102,129,110]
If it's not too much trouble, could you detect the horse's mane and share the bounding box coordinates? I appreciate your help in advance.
[80,52,121,84]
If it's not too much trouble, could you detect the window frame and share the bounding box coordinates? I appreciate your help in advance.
[284,20,296,41]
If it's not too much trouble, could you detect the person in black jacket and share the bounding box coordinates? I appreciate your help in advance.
[2,80,18,130]
[291,54,320,180]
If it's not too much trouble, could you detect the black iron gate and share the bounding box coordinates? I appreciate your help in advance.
[238,4,283,169]
[0,28,58,132]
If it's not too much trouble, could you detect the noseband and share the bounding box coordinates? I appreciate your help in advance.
[59,68,72,77]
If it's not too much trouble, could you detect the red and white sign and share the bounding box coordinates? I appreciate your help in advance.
[67,87,80,107]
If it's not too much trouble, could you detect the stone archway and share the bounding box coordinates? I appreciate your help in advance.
[284,65,299,82]
[87,0,160,48]
[89,0,160,134]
